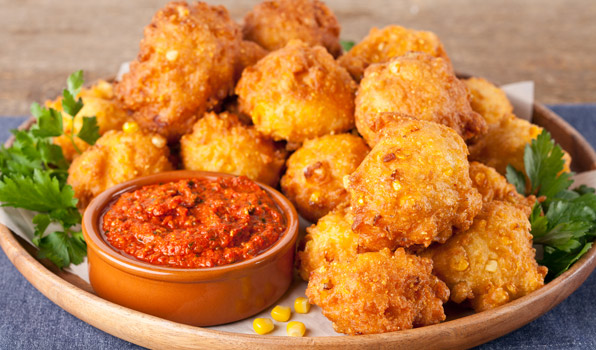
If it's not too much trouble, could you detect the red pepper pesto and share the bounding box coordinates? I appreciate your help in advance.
[101,176,286,268]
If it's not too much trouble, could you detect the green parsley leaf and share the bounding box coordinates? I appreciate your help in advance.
[62,89,84,117]
[0,170,77,213]
[30,103,63,138]
[509,129,596,278]
[542,242,592,279]
[38,230,87,268]
[506,164,526,194]
[76,116,100,145]
[0,70,92,268]
[340,40,355,52]
[67,70,84,96]
[524,130,574,202]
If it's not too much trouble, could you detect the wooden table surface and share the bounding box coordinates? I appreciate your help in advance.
[1,0,595,116]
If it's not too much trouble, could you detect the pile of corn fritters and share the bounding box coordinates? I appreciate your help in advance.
[53,0,563,335]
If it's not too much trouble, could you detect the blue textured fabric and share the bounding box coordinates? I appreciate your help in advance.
[1,105,595,349]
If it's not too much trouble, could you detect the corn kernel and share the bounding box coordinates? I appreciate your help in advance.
[286,321,306,337]
[252,318,274,335]
[166,50,179,61]
[271,305,291,322]
[294,297,311,314]
[392,180,402,191]
[485,260,498,272]
[151,135,166,148]
[122,121,139,133]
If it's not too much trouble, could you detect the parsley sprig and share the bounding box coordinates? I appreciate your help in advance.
[340,40,355,52]
[0,71,100,268]
[507,130,596,279]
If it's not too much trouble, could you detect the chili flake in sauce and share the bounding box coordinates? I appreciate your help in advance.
[101,176,286,268]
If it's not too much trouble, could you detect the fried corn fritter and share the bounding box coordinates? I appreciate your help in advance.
[49,80,129,161]
[180,112,287,187]
[67,130,173,209]
[469,114,542,175]
[115,1,242,141]
[243,0,341,57]
[306,248,449,335]
[464,77,513,129]
[422,201,547,312]
[338,25,451,82]
[355,52,487,147]
[346,117,483,251]
[236,40,357,144]
[297,204,359,280]
[281,134,369,222]
[234,40,268,81]
[469,162,536,208]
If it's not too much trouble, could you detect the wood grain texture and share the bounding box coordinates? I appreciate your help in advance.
[1,105,596,349]
[1,0,595,116]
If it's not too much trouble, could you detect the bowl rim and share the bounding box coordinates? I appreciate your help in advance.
[82,170,299,283]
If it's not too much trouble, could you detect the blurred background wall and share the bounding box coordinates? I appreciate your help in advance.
[1,0,594,115]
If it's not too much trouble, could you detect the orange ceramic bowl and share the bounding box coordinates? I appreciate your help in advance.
[82,170,299,326]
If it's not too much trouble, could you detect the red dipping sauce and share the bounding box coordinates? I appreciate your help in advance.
[101,176,286,268]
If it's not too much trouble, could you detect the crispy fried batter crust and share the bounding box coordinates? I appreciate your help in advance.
[338,25,451,82]
[67,130,173,209]
[281,134,369,221]
[243,0,341,57]
[297,204,359,280]
[355,52,487,147]
[422,201,547,312]
[346,117,482,250]
[180,112,287,187]
[115,1,241,141]
[306,248,449,335]
[236,40,357,143]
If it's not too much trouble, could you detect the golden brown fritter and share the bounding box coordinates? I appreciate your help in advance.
[345,117,483,251]
[422,201,547,312]
[114,1,242,141]
[68,130,173,209]
[469,162,535,208]
[234,40,268,81]
[281,134,369,222]
[49,80,129,161]
[464,77,513,129]
[180,112,287,187]
[306,248,449,335]
[236,40,357,144]
[297,204,359,280]
[242,0,341,57]
[469,114,542,175]
[355,52,487,147]
[338,25,451,82]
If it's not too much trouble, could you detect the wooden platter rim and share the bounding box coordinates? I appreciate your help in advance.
[1,102,596,349]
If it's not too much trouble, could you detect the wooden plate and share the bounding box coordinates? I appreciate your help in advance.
[1,103,596,349]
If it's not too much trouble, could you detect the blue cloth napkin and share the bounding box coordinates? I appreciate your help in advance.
[1,105,596,349]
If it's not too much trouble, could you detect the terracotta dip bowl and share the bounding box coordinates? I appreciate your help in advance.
[82,170,299,327]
